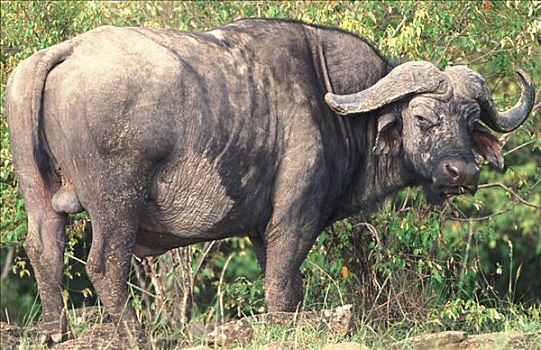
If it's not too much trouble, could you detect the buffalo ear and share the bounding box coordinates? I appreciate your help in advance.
[471,125,504,171]
[373,109,402,155]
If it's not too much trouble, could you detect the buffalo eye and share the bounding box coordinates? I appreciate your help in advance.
[465,106,481,128]
[415,115,433,130]
[467,114,480,130]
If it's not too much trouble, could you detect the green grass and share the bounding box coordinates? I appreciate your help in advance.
[6,285,540,349]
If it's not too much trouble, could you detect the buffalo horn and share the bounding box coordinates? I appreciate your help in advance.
[446,66,535,133]
[324,61,448,115]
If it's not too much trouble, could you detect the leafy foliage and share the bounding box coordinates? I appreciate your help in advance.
[0,1,539,338]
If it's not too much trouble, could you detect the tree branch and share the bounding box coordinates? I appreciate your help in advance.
[478,183,541,209]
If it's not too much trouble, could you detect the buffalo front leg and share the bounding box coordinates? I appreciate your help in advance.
[249,233,267,272]
[24,205,67,344]
[261,140,328,311]
[264,225,319,312]
[85,196,144,346]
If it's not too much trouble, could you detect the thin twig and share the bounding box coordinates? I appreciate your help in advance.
[447,210,510,222]
[458,221,474,292]
[306,260,344,305]
[193,241,216,279]
[393,15,407,37]
[217,253,235,325]
[1,246,15,281]
[148,257,167,323]
[447,200,511,222]
[503,139,535,156]
[190,240,217,298]
[130,258,151,311]
[448,200,467,219]
[400,189,410,212]
[478,183,541,209]
[433,4,470,64]
[65,253,156,298]
[360,222,386,256]
[469,47,516,64]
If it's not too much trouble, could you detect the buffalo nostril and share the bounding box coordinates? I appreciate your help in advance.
[445,163,460,181]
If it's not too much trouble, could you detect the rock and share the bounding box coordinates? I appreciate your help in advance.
[206,304,353,347]
[394,331,467,350]
[0,322,23,349]
[206,317,255,347]
[52,323,126,350]
[0,321,40,349]
[259,341,294,349]
[323,341,370,350]
[393,330,541,350]
[462,331,541,350]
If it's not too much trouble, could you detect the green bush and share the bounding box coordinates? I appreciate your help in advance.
[1,1,539,335]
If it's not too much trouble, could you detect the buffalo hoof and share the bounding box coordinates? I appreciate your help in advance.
[39,319,67,346]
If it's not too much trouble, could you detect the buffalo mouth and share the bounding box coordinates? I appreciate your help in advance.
[437,185,477,199]
[424,183,478,204]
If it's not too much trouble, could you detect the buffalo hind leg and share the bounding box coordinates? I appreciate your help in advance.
[84,193,145,346]
[24,202,67,344]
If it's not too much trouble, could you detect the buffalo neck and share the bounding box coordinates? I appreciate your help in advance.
[332,116,417,221]
[309,27,417,220]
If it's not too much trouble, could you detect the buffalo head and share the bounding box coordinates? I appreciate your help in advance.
[325,61,535,204]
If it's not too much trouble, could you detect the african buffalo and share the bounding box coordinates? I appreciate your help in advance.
[5,18,535,343]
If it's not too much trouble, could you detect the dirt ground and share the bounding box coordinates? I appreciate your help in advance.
[1,308,540,350]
